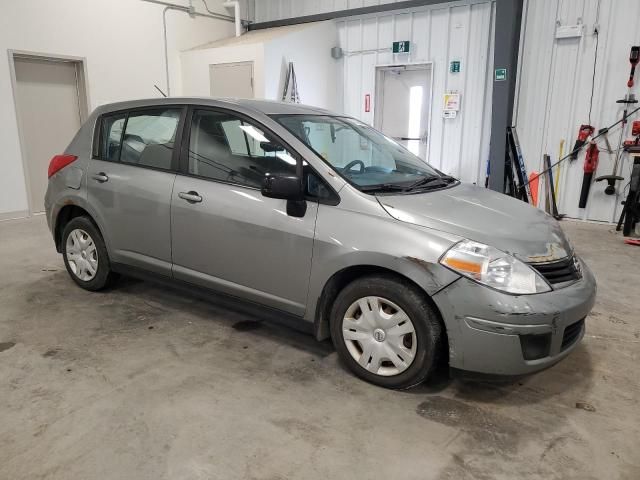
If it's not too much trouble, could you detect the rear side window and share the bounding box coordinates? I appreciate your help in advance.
[187,109,297,188]
[96,108,181,170]
[120,109,181,170]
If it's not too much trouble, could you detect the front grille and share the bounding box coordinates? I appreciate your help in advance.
[530,256,580,285]
[561,319,585,350]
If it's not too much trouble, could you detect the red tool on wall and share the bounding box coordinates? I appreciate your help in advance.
[578,142,599,208]
[623,120,640,147]
[570,125,595,160]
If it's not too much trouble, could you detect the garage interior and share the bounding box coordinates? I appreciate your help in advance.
[1,1,639,479]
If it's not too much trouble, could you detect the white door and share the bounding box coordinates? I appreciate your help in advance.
[14,57,83,213]
[209,61,254,98]
[375,65,432,161]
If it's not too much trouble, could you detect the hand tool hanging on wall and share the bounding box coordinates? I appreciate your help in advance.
[281,62,301,103]
[623,120,640,147]
[570,125,595,160]
[595,47,640,194]
[578,142,600,208]
[517,103,640,200]
[544,154,563,219]
[554,139,564,199]
[595,125,625,194]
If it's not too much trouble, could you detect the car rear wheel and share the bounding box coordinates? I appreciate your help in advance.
[330,275,443,389]
[62,216,115,291]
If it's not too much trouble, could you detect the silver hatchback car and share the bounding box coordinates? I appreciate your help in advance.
[45,98,596,389]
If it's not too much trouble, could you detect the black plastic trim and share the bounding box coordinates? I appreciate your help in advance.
[110,262,314,335]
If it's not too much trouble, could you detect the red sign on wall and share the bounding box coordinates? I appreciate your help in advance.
[364,94,371,113]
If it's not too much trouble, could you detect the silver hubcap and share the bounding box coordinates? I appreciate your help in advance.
[65,229,98,281]
[342,296,417,377]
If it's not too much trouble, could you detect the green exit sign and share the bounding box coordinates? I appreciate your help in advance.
[392,41,410,53]
[450,60,461,73]
[495,68,507,81]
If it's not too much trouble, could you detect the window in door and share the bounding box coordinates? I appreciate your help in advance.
[98,113,126,161]
[375,65,432,161]
[187,110,297,188]
[119,108,181,170]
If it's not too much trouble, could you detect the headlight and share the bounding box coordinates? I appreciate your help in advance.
[440,239,551,294]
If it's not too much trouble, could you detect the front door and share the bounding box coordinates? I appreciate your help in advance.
[375,65,432,161]
[87,107,183,276]
[171,108,317,315]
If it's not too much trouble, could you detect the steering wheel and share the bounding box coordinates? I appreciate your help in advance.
[343,159,365,174]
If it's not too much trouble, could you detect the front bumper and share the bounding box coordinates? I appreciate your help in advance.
[432,257,596,375]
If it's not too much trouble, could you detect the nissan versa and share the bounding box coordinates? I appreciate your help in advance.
[45,98,596,389]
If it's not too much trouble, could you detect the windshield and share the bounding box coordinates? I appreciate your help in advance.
[274,115,452,192]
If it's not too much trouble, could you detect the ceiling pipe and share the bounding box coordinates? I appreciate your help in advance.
[222,1,242,37]
[140,0,235,96]
[141,0,235,21]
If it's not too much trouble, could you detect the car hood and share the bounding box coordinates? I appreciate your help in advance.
[377,183,572,263]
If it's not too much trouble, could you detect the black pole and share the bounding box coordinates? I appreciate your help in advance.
[488,0,524,192]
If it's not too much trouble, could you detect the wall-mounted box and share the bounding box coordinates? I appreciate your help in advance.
[555,24,584,39]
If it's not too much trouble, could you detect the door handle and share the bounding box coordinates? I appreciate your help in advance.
[178,191,202,203]
[91,172,109,183]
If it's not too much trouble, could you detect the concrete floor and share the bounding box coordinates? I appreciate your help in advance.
[0,216,638,480]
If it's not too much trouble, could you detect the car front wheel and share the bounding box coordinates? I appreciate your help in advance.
[330,275,443,389]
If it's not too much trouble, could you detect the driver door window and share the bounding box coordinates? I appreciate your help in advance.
[188,110,297,188]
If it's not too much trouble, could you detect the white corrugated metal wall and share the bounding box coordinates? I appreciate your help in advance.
[515,0,640,223]
[253,0,496,184]
[254,1,415,23]
[337,2,495,182]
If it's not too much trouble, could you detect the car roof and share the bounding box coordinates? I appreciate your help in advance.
[93,97,335,117]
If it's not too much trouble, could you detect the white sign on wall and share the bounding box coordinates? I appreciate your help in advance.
[443,92,461,119]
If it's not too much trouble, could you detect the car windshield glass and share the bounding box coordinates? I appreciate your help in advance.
[273,114,446,190]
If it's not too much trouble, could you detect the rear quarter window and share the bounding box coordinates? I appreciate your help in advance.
[94,107,181,171]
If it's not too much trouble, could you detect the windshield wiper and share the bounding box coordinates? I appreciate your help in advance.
[360,183,410,192]
[404,175,456,191]
[360,175,456,193]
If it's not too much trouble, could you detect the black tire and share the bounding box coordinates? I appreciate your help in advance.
[330,274,443,389]
[61,216,116,291]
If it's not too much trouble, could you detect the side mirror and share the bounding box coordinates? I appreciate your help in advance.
[261,174,302,200]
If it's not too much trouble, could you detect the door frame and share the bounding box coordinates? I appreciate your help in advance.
[209,60,254,98]
[373,61,434,162]
[8,50,90,215]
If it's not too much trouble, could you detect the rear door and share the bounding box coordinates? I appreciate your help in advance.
[209,61,254,98]
[171,107,317,315]
[87,106,185,276]
[14,57,82,213]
